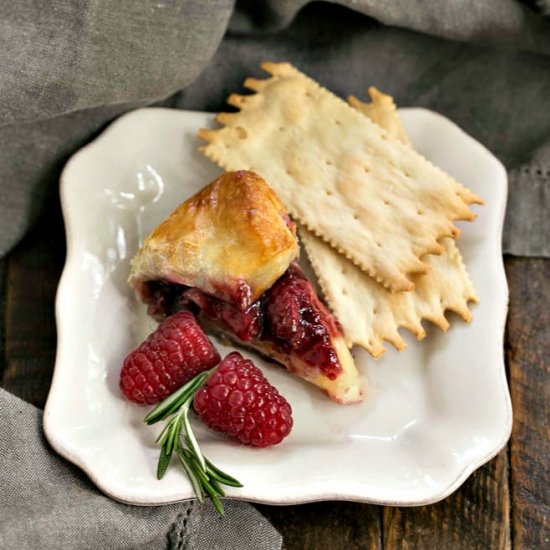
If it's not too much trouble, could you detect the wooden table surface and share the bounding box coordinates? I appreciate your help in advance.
[1,197,548,550]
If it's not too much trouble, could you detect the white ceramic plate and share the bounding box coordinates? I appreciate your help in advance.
[44,107,511,506]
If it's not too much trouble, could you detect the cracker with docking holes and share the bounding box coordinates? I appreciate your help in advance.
[198,62,482,293]
[298,87,478,357]
[348,88,411,146]
[301,231,478,357]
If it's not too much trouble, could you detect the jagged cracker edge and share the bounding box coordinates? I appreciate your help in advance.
[259,62,483,208]
[298,227,396,358]
[199,137,423,292]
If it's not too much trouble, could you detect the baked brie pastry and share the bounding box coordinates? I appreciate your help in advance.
[129,170,362,404]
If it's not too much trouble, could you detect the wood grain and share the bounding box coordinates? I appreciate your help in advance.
[2,199,65,407]
[383,451,510,550]
[506,258,550,550]
[256,502,382,550]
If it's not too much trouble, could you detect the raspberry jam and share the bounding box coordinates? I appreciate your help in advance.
[262,264,341,379]
[144,263,343,377]
[181,288,263,342]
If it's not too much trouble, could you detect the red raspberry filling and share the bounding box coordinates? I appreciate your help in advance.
[182,288,263,342]
[143,263,343,379]
[263,264,341,380]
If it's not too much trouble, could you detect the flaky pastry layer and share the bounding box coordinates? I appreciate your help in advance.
[199,62,482,292]
[128,170,299,309]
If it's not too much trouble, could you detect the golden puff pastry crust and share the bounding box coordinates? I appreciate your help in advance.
[128,170,299,310]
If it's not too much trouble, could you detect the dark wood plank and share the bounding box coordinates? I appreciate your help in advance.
[2,355,56,406]
[2,197,65,408]
[256,502,382,550]
[383,450,510,550]
[505,258,550,550]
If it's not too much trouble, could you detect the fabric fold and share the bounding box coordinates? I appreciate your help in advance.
[2,2,550,547]
[0,388,282,550]
[1,1,550,257]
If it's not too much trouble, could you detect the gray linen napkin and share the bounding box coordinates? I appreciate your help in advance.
[0,388,283,550]
[2,1,550,548]
[1,0,550,258]
[184,1,550,256]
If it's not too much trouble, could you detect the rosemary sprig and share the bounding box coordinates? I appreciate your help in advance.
[144,369,243,515]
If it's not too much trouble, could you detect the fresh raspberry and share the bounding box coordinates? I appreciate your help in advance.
[120,311,220,405]
[193,352,293,447]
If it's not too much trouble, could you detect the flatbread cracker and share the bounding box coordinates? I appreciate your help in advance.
[301,230,478,357]
[298,88,478,357]
[199,62,482,292]
[347,90,480,206]
[348,88,411,146]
